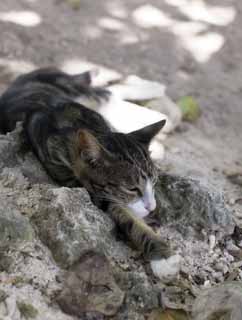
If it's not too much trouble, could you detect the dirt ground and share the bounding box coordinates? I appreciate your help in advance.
[0,0,241,223]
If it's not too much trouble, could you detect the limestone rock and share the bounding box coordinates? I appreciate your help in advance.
[32,186,131,267]
[156,173,235,238]
[108,75,165,101]
[146,96,182,133]
[0,183,34,247]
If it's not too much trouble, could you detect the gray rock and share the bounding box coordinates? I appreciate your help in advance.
[31,186,131,267]
[146,96,182,133]
[155,173,235,238]
[0,194,34,247]
[192,282,242,320]
[108,75,166,101]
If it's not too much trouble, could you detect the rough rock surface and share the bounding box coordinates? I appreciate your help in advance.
[192,282,242,320]
[156,173,235,238]
[0,129,160,319]
[57,251,125,317]
[1,0,242,317]
[0,124,240,319]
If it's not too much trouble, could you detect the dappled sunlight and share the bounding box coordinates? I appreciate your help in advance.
[105,1,128,19]
[131,2,236,63]
[0,10,42,27]
[132,5,172,29]
[164,0,236,26]
[60,59,122,86]
[119,30,140,45]
[82,25,103,40]
[79,1,235,63]
[96,16,141,45]
[172,21,207,37]
[98,17,125,31]
[181,32,224,63]
[172,21,224,63]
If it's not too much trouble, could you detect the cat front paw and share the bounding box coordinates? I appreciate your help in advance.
[150,254,181,282]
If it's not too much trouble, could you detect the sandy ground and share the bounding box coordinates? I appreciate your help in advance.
[0,0,241,223]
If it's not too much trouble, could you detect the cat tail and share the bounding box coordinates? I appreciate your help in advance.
[70,69,99,88]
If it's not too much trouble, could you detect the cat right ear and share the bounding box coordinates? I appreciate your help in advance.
[128,119,166,147]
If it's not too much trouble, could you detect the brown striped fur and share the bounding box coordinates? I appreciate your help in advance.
[0,68,171,262]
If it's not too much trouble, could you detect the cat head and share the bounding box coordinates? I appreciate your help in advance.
[76,120,166,218]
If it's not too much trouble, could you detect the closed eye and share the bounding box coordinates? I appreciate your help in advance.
[127,187,143,196]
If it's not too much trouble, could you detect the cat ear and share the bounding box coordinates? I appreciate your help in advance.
[78,129,102,163]
[128,120,166,147]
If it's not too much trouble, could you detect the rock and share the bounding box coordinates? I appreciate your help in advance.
[155,173,235,238]
[108,75,165,101]
[224,168,242,186]
[146,95,182,133]
[57,251,125,317]
[192,282,242,320]
[0,132,19,170]
[0,109,239,319]
[118,271,160,310]
[31,186,131,267]
[0,194,34,246]
[92,92,167,134]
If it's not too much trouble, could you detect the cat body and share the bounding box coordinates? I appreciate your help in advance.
[0,68,180,280]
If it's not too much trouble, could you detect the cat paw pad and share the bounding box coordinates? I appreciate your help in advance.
[150,255,181,281]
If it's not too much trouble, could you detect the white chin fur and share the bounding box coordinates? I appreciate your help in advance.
[127,202,149,218]
[150,255,181,281]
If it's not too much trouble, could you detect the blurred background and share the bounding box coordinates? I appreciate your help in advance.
[0,0,241,215]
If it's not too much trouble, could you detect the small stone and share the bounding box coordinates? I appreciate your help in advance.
[224,169,242,186]
[57,251,125,317]
[146,96,182,133]
[209,234,216,252]
[214,262,224,272]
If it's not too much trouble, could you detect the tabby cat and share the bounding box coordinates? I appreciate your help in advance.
[0,68,180,280]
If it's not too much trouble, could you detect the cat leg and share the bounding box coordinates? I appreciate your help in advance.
[108,204,181,281]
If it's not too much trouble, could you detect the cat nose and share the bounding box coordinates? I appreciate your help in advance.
[145,200,156,212]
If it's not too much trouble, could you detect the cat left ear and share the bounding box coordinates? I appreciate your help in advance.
[78,129,102,163]
[78,129,111,166]
[128,120,166,147]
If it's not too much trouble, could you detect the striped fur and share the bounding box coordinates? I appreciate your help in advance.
[0,68,172,264]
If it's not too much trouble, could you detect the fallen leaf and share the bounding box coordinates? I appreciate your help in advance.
[148,308,190,320]
[66,0,81,10]
[177,96,201,122]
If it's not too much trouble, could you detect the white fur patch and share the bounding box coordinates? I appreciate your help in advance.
[143,179,156,212]
[150,255,181,281]
[128,179,156,218]
[128,199,149,218]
